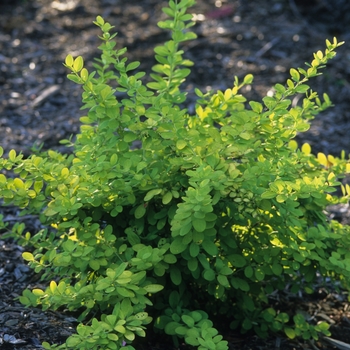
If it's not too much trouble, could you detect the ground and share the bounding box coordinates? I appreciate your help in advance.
[1,0,350,349]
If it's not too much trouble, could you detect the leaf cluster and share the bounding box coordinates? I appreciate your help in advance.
[0,1,349,349]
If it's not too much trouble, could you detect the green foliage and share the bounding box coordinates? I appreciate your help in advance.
[1,0,349,348]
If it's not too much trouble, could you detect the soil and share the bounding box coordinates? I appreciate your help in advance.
[1,0,350,349]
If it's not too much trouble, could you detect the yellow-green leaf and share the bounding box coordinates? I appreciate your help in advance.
[176,140,187,150]
[288,140,298,151]
[80,68,89,81]
[50,280,57,293]
[13,178,24,189]
[9,149,16,161]
[22,252,34,261]
[301,143,311,155]
[65,54,74,67]
[32,289,45,296]
[73,56,84,72]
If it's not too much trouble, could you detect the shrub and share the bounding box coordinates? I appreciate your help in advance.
[1,0,349,349]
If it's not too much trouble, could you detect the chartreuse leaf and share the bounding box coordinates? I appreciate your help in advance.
[73,56,84,72]
[9,149,16,161]
[301,143,311,155]
[65,54,74,67]
[22,252,34,262]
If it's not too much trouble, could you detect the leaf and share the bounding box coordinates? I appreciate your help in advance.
[13,178,24,189]
[261,190,276,199]
[65,54,74,67]
[202,240,218,256]
[162,191,173,205]
[163,254,177,264]
[66,336,82,347]
[288,140,298,151]
[95,15,105,26]
[229,254,246,268]
[100,86,112,100]
[295,84,310,93]
[290,68,300,82]
[187,258,198,271]
[271,263,283,276]
[317,152,328,167]
[50,280,57,293]
[301,143,311,155]
[249,101,263,113]
[176,140,187,150]
[144,189,162,201]
[232,277,250,291]
[217,274,229,287]
[165,321,180,336]
[124,131,137,143]
[116,287,134,297]
[73,56,84,72]
[89,260,101,271]
[285,327,296,339]
[203,269,216,281]
[192,218,206,232]
[107,334,119,341]
[80,68,89,81]
[181,315,194,328]
[296,122,310,132]
[185,336,200,346]
[170,267,182,285]
[154,45,170,56]
[143,284,164,293]
[255,268,265,281]
[67,74,82,84]
[170,237,188,254]
[34,180,43,193]
[22,252,34,262]
[243,74,254,84]
[147,81,167,90]
[242,318,252,330]
[135,204,146,219]
[162,6,175,18]
[276,313,289,323]
[9,149,16,161]
[126,61,140,72]
[189,242,200,257]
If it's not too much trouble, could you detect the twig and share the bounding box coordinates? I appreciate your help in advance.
[31,85,60,108]
[254,37,281,58]
[323,337,350,350]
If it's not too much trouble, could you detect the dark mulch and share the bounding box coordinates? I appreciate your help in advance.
[1,0,350,349]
